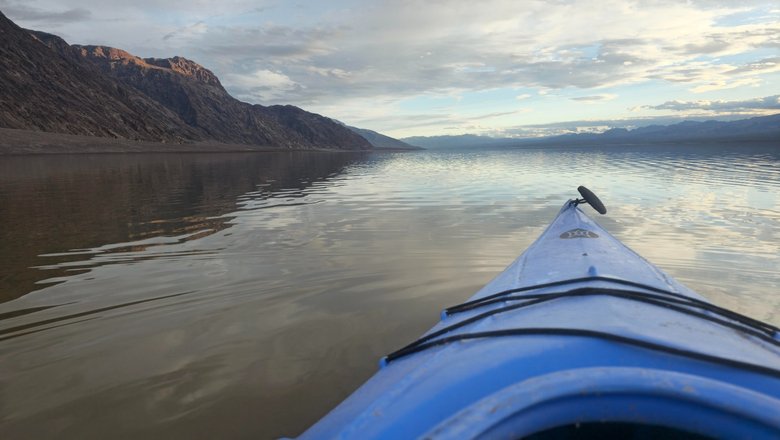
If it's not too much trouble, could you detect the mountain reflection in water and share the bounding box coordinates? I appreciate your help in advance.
[0,152,361,302]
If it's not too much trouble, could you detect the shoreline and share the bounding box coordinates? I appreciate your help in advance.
[0,127,396,155]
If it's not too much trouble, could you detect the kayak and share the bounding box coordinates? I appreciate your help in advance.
[299,187,780,439]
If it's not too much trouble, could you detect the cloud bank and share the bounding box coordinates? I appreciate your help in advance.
[647,95,780,112]
[0,1,90,24]
[3,0,780,136]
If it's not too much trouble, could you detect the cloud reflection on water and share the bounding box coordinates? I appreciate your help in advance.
[0,146,778,438]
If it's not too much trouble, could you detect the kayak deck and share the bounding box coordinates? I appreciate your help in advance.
[299,200,780,439]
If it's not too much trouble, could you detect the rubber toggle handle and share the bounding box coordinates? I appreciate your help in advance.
[577,186,607,215]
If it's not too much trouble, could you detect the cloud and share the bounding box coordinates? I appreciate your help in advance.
[194,25,339,61]
[13,5,780,92]
[305,66,351,78]
[689,77,762,93]
[0,1,91,23]
[726,57,780,75]
[162,21,208,42]
[224,69,302,101]
[224,69,297,89]
[202,2,780,107]
[16,0,772,106]
[645,95,780,112]
[570,94,617,102]
[645,55,780,93]
[471,110,530,120]
[339,106,533,137]
[492,112,769,138]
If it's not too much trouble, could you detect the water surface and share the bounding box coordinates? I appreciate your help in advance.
[1,146,779,438]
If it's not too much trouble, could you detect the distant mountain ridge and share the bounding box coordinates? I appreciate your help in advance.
[402,114,780,149]
[0,11,373,151]
[401,134,506,149]
[338,123,422,150]
[548,114,780,145]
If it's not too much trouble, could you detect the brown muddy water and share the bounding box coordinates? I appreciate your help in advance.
[0,146,779,439]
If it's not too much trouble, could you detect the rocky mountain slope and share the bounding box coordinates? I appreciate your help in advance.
[0,11,199,142]
[0,11,371,150]
[346,125,422,150]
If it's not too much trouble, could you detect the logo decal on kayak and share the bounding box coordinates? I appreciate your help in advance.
[560,228,599,239]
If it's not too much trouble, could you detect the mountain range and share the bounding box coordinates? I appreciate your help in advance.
[401,134,506,149]
[3,10,776,154]
[0,11,413,153]
[337,123,422,150]
[403,114,780,149]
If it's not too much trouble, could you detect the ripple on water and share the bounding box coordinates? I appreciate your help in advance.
[0,147,778,438]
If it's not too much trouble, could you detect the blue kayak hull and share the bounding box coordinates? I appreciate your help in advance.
[299,201,780,439]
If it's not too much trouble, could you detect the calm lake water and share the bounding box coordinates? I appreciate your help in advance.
[1,146,779,439]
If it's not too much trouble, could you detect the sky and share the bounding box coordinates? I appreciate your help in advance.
[2,0,779,138]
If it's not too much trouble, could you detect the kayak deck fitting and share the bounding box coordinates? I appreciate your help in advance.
[299,187,780,439]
